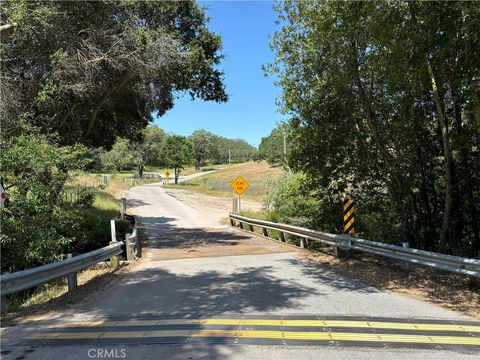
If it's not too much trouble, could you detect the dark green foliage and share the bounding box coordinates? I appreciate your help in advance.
[161,135,194,183]
[257,123,290,168]
[0,135,89,271]
[189,129,257,166]
[76,188,97,209]
[268,1,480,256]
[190,129,216,169]
[0,0,227,148]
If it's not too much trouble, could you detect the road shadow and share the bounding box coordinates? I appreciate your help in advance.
[126,198,150,208]
[74,264,320,318]
[139,216,252,249]
[280,257,379,294]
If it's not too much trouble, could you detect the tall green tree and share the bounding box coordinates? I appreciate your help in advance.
[0,0,227,147]
[161,135,194,184]
[101,138,136,172]
[132,125,167,177]
[268,0,480,256]
[190,129,216,169]
[258,123,291,168]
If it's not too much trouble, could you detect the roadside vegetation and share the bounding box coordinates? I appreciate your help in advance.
[252,1,480,259]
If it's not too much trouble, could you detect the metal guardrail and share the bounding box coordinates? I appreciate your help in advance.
[0,200,142,312]
[0,242,123,297]
[229,213,480,278]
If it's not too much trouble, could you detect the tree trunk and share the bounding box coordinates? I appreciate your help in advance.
[137,162,144,179]
[350,41,396,168]
[59,97,81,129]
[174,166,179,184]
[427,59,453,252]
[351,40,411,244]
[81,73,131,140]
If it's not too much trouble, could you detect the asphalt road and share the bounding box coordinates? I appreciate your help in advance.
[1,182,478,360]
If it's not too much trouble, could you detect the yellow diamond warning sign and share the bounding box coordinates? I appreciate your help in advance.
[231,176,249,196]
[165,171,171,180]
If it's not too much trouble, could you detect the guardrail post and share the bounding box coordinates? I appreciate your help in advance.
[109,220,119,269]
[334,236,351,258]
[230,218,235,227]
[279,232,286,242]
[125,234,135,261]
[239,221,244,230]
[334,245,347,258]
[299,238,308,249]
[248,224,254,232]
[135,231,142,258]
[66,254,78,291]
[232,198,238,214]
[401,242,410,271]
[120,198,126,221]
[262,227,268,237]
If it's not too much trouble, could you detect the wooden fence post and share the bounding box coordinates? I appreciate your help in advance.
[109,220,119,269]
[120,198,126,220]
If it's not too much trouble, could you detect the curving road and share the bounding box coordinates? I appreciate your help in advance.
[1,181,479,359]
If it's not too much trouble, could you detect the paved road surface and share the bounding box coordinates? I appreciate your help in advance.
[1,181,478,359]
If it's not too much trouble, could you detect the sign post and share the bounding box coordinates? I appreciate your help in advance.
[230,176,249,214]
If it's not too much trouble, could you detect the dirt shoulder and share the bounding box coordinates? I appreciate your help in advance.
[301,247,480,318]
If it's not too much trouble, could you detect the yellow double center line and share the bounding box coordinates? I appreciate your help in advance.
[28,318,480,346]
[52,318,480,333]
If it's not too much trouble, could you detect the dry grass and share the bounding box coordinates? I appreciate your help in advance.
[166,161,284,202]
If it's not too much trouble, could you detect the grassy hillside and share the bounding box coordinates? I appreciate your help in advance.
[166,161,284,203]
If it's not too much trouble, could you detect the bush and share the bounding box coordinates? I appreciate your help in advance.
[76,187,97,209]
[263,172,321,228]
[0,135,89,272]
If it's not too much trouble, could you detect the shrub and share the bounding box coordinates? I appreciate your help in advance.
[76,187,97,209]
[0,135,89,271]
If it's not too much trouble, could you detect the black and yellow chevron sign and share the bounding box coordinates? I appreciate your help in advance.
[343,199,355,234]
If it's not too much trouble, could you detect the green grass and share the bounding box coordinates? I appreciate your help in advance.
[93,192,118,216]
[166,161,284,203]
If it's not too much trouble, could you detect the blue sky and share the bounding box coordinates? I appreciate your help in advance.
[153,1,284,147]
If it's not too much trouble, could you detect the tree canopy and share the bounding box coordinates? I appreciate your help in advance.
[268,0,480,256]
[0,0,227,147]
[160,135,193,183]
[257,123,290,168]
